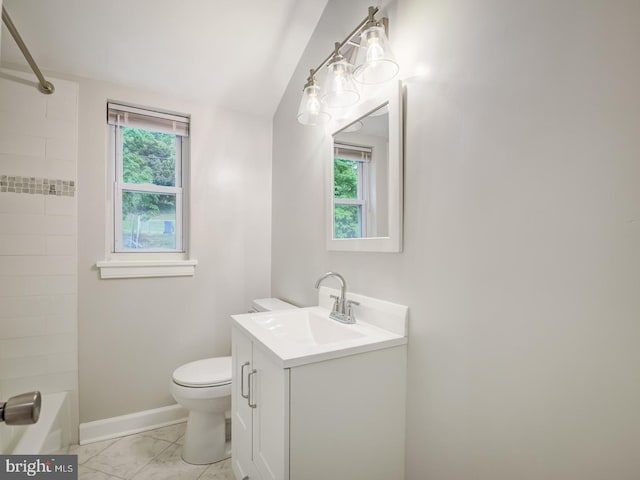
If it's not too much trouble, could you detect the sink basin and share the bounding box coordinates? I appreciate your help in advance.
[251,309,365,346]
[232,298,408,368]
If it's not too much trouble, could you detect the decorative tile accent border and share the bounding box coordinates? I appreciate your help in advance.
[0,175,75,197]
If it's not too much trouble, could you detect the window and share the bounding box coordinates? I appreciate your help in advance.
[333,143,371,238]
[98,103,196,278]
[107,103,189,253]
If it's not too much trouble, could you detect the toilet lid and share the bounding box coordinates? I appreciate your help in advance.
[173,357,232,387]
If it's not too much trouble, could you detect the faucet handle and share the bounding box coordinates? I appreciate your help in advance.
[329,294,340,312]
[345,300,360,321]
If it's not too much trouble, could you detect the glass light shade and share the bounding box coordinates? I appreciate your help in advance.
[321,59,360,109]
[353,25,399,84]
[297,84,330,125]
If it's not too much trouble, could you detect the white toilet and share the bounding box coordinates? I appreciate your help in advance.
[171,298,296,465]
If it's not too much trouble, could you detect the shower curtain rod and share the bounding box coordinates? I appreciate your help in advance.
[2,5,54,94]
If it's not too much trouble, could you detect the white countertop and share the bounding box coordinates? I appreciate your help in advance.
[232,301,408,368]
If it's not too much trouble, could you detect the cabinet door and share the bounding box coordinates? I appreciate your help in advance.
[232,327,258,480]
[252,345,289,480]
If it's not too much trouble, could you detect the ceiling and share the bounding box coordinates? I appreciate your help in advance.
[0,0,327,117]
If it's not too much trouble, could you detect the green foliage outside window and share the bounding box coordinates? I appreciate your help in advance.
[334,158,361,238]
[121,127,178,249]
[122,127,176,218]
[334,158,358,199]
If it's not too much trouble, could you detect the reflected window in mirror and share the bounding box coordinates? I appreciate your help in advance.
[333,144,369,238]
[332,104,389,240]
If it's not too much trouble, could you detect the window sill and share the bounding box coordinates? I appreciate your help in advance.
[96,259,197,279]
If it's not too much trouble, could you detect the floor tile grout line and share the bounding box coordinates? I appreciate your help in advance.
[80,463,128,480]
[126,438,175,480]
[75,438,118,467]
[79,435,135,480]
[195,464,211,480]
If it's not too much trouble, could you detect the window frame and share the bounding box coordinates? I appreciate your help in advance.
[112,125,185,253]
[97,102,196,279]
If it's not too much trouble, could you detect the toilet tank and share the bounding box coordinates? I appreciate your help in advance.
[250,298,297,313]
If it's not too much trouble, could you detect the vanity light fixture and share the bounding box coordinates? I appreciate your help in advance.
[322,43,360,109]
[353,10,399,84]
[297,6,398,126]
[297,70,331,125]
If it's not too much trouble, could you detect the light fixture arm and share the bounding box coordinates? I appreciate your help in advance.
[364,5,378,28]
[305,6,382,83]
[329,42,344,64]
[297,5,397,125]
[303,69,316,89]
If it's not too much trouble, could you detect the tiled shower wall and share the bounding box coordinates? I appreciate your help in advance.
[0,69,78,448]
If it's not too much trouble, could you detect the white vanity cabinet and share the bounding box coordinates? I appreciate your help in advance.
[232,326,289,480]
[231,323,407,480]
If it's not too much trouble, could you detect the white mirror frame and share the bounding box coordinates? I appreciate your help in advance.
[326,80,403,252]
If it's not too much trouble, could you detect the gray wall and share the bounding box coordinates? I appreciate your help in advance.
[271,1,640,478]
[78,78,272,422]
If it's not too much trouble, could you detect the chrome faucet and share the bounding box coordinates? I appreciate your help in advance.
[314,272,359,324]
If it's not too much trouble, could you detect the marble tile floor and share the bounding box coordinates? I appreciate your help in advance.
[59,422,234,480]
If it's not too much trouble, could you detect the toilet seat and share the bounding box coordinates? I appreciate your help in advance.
[173,357,231,388]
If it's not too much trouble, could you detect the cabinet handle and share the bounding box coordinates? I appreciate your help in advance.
[240,362,250,400]
[248,369,257,409]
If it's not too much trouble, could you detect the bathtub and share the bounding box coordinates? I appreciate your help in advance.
[1,392,70,454]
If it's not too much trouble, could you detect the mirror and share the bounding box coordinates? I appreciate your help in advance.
[327,81,403,252]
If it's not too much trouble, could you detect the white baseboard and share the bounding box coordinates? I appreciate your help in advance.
[79,404,188,445]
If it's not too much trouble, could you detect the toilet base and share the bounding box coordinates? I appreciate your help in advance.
[181,410,230,465]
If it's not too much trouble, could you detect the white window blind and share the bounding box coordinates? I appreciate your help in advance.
[107,102,190,137]
[334,143,372,162]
